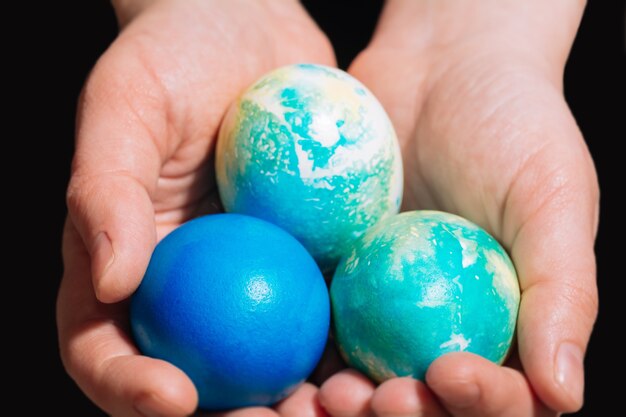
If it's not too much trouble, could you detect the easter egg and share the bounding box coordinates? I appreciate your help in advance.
[215,63,403,271]
[330,210,520,382]
[130,214,330,410]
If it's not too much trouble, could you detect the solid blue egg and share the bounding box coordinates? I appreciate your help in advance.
[130,214,330,410]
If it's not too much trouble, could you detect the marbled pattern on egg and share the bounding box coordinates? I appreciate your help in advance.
[216,64,403,270]
[331,210,521,382]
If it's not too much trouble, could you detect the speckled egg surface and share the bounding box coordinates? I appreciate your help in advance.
[130,214,330,410]
[216,63,403,271]
[330,210,520,382]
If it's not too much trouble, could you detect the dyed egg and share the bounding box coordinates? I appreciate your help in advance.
[330,210,520,382]
[216,63,403,271]
[130,214,330,410]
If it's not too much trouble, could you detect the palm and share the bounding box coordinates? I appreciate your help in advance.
[323,39,598,416]
[97,0,334,239]
[352,42,590,247]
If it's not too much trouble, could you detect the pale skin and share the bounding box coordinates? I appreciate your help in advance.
[58,0,599,416]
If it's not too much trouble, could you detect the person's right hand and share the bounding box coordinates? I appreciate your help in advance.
[57,1,334,415]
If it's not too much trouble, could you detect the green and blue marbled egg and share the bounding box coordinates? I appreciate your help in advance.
[331,210,520,382]
[216,64,403,271]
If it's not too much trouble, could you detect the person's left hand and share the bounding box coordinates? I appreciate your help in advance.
[318,1,599,416]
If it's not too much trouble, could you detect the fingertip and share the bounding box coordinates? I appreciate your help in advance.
[208,408,280,417]
[91,230,114,280]
[134,391,196,417]
[94,256,147,304]
[426,353,482,409]
[70,351,198,417]
[371,377,446,417]
[90,231,130,303]
[122,356,199,417]
[516,283,591,412]
[518,340,587,414]
[318,369,375,417]
[426,352,550,416]
[275,383,328,417]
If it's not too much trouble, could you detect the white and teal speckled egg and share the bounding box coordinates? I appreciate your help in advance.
[331,211,520,382]
[216,64,403,270]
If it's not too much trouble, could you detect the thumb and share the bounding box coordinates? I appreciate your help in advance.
[67,173,156,304]
[512,192,598,412]
[504,106,599,412]
[66,51,167,303]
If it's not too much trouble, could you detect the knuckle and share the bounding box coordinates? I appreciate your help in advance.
[65,175,98,217]
[65,176,86,216]
[57,331,82,381]
[559,280,599,323]
[524,278,599,339]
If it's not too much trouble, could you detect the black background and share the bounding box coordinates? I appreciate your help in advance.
[33,1,622,415]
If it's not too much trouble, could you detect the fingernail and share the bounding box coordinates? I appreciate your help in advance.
[92,231,114,279]
[555,342,584,406]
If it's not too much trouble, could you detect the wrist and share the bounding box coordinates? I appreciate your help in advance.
[111,0,303,28]
[369,0,586,71]
[111,0,160,27]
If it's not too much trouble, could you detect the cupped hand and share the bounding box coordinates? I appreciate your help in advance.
[58,0,335,415]
[319,1,599,416]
